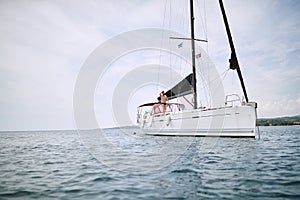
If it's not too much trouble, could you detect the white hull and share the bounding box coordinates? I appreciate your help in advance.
[138,103,257,138]
[135,1,256,138]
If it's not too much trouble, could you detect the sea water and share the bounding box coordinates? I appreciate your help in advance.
[0,126,299,199]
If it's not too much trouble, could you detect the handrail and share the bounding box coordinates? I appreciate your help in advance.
[225,94,242,106]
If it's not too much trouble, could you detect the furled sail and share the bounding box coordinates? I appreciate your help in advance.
[158,73,194,101]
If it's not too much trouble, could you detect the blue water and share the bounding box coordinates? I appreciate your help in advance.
[0,126,299,199]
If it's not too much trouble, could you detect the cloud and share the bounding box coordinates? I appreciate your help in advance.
[259,93,300,118]
[203,0,300,118]
[1,0,300,130]
[0,1,96,130]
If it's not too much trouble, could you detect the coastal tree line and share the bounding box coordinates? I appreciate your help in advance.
[257,115,300,126]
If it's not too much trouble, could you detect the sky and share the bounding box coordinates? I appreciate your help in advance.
[1,0,300,131]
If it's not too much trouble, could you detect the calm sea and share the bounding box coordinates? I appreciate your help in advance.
[0,126,299,199]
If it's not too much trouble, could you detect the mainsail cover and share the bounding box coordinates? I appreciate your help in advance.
[158,73,194,101]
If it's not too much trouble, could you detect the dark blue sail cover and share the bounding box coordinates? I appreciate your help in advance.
[158,73,194,101]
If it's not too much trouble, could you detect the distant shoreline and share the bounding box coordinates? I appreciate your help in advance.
[1,116,300,132]
[257,115,300,126]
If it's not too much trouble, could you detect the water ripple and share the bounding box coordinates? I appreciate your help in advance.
[0,127,300,199]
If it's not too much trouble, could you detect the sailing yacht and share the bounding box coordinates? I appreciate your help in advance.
[136,0,257,137]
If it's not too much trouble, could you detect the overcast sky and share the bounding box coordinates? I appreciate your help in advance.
[1,0,300,131]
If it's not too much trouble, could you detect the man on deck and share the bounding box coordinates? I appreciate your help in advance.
[160,91,168,112]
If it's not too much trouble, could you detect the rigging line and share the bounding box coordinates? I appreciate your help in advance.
[183,96,194,107]
[157,0,168,94]
[179,3,188,76]
[203,0,209,54]
[164,0,171,80]
[207,68,230,84]
[169,0,172,30]
[200,0,208,40]
[182,1,188,35]
[169,0,172,82]
[195,0,207,40]
[179,40,184,75]
[221,68,230,81]
[195,76,210,107]
[196,0,209,55]
[196,61,212,107]
[208,68,230,103]
[176,2,187,76]
[173,0,182,32]
[199,68,229,92]
[183,3,192,77]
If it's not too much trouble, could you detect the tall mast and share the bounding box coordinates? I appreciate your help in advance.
[219,0,249,102]
[190,0,198,109]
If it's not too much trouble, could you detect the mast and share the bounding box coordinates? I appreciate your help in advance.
[219,0,249,102]
[190,0,198,109]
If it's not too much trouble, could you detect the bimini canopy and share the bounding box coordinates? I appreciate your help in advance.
[138,102,185,108]
[158,73,194,101]
[138,102,158,107]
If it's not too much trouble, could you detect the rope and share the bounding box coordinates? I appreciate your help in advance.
[157,0,169,94]
[204,68,230,106]
[203,0,209,54]
[222,68,230,81]
[196,0,207,39]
